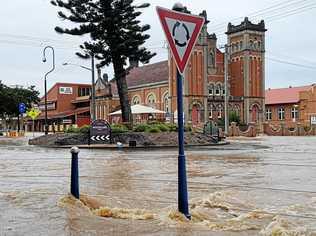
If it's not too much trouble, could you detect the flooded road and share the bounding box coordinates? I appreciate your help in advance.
[0,136,316,235]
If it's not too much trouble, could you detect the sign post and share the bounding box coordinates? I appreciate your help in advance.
[18,103,26,132]
[157,5,205,219]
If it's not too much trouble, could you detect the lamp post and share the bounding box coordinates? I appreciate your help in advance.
[62,54,96,121]
[42,46,55,135]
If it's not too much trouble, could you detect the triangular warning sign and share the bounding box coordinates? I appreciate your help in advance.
[157,6,205,74]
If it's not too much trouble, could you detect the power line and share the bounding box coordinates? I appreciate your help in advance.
[267,57,316,70]
[267,51,316,67]
[210,0,313,31]
[264,3,316,21]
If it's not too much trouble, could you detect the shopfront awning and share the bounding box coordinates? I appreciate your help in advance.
[35,107,90,120]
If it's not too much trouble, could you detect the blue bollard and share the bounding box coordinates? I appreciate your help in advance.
[70,146,80,199]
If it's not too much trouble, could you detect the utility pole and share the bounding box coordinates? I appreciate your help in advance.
[224,45,229,135]
[91,53,96,121]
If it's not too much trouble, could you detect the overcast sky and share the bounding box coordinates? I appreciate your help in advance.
[0,0,315,95]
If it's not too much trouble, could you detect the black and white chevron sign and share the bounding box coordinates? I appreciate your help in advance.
[90,119,112,144]
[90,135,110,141]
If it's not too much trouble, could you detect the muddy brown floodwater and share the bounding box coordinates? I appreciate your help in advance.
[0,136,316,236]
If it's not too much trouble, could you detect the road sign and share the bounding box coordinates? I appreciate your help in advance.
[90,135,110,142]
[156,6,205,74]
[26,108,41,120]
[19,103,26,114]
[90,120,112,144]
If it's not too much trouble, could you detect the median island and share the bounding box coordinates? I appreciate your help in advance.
[29,123,226,148]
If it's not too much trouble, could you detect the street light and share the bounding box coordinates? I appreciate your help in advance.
[62,63,92,72]
[42,46,55,135]
[62,56,96,121]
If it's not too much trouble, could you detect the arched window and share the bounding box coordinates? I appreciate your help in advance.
[209,51,215,67]
[132,95,141,105]
[147,93,156,108]
[249,40,253,49]
[163,92,169,113]
[215,84,221,96]
[217,104,223,118]
[208,84,214,96]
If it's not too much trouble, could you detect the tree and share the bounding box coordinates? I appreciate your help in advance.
[0,81,40,118]
[51,0,156,125]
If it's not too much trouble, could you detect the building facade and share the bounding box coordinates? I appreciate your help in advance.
[92,10,267,128]
[35,10,266,131]
[168,13,266,128]
[31,83,91,132]
[265,85,316,127]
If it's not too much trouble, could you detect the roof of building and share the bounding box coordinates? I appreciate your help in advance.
[265,85,313,105]
[111,60,169,95]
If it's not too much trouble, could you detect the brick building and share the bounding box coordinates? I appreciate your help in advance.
[265,84,316,127]
[30,82,91,132]
[39,8,266,130]
[95,11,267,128]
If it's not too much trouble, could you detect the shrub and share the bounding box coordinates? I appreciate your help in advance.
[184,125,192,132]
[155,124,169,132]
[147,121,160,125]
[133,124,150,132]
[229,111,241,125]
[148,127,160,133]
[166,123,177,132]
[79,125,90,134]
[111,124,128,134]
[65,126,80,133]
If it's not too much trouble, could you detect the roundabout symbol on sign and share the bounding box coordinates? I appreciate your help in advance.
[172,21,190,47]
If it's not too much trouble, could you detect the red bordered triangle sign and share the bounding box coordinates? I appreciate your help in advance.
[156,6,205,74]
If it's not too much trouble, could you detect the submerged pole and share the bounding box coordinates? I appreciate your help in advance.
[176,69,190,219]
[70,146,80,199]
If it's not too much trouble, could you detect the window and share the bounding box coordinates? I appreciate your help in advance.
[249,40,253,49]
[291,106,299,120]
[208,84,214,96]
[209,51,215,67]
[147,93,156,108]
[266,108,272,121]
[163,93,169,112]
[215,84,221,96]
[78,87,90,97]
[132,96,141,105]
[240,41,243,50]
[218,108,223,119]
[278,107,285,120]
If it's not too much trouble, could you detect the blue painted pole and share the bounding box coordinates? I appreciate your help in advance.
[176,69,190,219]
[70,146,80,199]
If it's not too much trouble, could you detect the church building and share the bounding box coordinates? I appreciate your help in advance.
[94,8,267,128]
